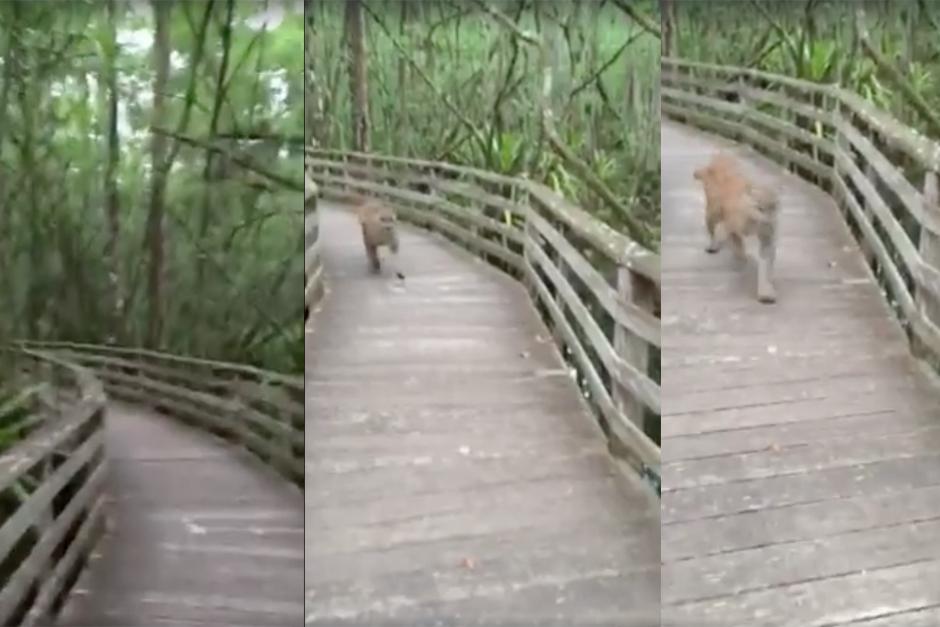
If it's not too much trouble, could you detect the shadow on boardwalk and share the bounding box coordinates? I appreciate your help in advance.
[305,200,660,626]
[661,120,940,626]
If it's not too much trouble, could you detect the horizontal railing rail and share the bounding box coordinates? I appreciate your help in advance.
[0,350,106,627]
[17,341,304,486]
[306,149,661,487]
[662,57,940,373]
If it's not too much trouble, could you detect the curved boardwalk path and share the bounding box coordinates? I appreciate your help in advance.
[58,402,304,626]
[661,120,940,625]
[306,200,660,626]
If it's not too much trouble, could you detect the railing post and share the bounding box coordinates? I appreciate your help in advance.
[613,266,655,435]
[465,186,484,261]
[517,182,536,296]
[830,93,877,265]
[857,162,880,266]
[304,175,319,317]
[503,181,521,262]
[424,164,439,232]
[810,92,822,175]
[521,190,539,307]
[363,153,375,199]
[828,89,843,197]
[550,229,571,350]
[915,171,940,363]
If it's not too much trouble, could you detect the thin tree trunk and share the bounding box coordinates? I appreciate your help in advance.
[304,0,316,147]
[0,5,17,299]
[661,0,674,56]
[397,0,407,153]
[0,7,13,187]
[345,0,370,151]
[146,0,171,348]
[197,0,234,293]
[13,0,43,338]
[103,0,123,343]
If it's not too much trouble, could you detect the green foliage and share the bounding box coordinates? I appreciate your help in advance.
[308,0,660,241]
[0,1,303,373]
[675,0,940,136]
[0,380,41,452]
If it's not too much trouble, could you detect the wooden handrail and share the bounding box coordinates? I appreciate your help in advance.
[662,56,940,372]
[305,150,662,487]
[0,351,107,626]
[16,341,304,486]
[0,341,299,625]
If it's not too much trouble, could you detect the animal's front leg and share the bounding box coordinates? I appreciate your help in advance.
[362,225,381,273]
[706,219,729,254]
[388,230,406,280]
[756,223,777,304]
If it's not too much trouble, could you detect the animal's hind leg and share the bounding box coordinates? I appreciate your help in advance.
[367,244,381,273]
[756,223,777,304]
[730,233,746,263]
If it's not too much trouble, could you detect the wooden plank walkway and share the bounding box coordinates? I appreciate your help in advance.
[661,120,940,626]
[306,200,660,626]
[57,402,304,626]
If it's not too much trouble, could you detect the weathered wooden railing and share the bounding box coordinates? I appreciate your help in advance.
[18,341,304,486]
[663,57,940,373]
[305,149,661,488]
[305,157,323,318]
[0,351,106,626]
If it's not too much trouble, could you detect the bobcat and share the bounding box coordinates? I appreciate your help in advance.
[694,153,780,303]
[354,197,401,276]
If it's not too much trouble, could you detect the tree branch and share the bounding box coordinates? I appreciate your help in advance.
[362,2,489,154]
[477,1,652,246]
[855,6,940,138]
[475,1,539,44]
[151,127,304,193]
[610,0,660,39]
[748,0,800,67]
[569,30,642,100]
[216,131,304,144]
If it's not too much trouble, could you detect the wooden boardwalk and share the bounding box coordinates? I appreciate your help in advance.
[58,402,304,626]
[661,120,940,625]
[306,201,660,626]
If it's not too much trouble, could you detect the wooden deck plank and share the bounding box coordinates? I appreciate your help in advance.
[663,482,940,560]
[56,402,303,626]
[661,120,940,624]
[665,408,938,462]
[664,427,940,490]
[665,516,940,604]
[666,558,940,626]
[664,454,940,522]
[306,201,660,625]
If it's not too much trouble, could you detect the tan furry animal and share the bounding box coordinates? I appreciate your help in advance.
[693,153,780,304]
[354,196,402,276]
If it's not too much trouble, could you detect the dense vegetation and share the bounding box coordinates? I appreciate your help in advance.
[306,0,661,247]
[0,1,304,373]
[664,0,940,137]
